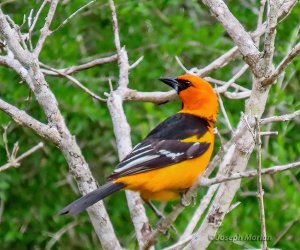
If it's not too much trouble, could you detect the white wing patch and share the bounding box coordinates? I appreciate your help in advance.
[158,149,185,160]
[121,148,154,164]
[114,155,160,173]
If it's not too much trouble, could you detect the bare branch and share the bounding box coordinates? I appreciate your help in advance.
[129,55,144,69]
[180,4,297,248]
[216,64,249,93]
[41,54,118,76]
[207,76,249,92]
[143,202,186,250]
[52,0,95,33]
[34,0,59,55]
[107,90,153,250]
[41,63,107,102]
[255,116,268,250]
[260,110,300,124]
[0,9,121,249]
[163,235,192,250]
[260,0,281,75]
[198,161,300,186]
[0,98,60,143]
[0,142,44,172]
[201,0,261,73]
[255,0,267,46]
[0,10,32,65]
[192,0,297,78]
[215,85,233,132]
[124,89,177,104]
[108,1,152,248]
[223,90,251,99]
[262,42,300,85]
[259,131,278,136]
[28,0,48,50]
[179,185,219,242]
[28,1,47,34]
[122,76,250,105]
[191,46,240,77]
[45,220,79,250]
[109,0,121,54]
[277,0,298,23]
[175,55,189,73]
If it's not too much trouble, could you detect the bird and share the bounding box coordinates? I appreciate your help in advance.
[59,74,218,215]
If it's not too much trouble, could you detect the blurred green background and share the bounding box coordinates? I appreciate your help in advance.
[0,0,299,249]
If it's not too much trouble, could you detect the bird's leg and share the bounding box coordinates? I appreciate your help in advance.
[145,201,177,237]
[145,201,165,220]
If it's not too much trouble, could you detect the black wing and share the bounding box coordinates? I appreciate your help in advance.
[108,113,211,180]
[146,113,209,140]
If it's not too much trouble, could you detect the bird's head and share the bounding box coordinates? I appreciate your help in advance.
[160,74,218,123]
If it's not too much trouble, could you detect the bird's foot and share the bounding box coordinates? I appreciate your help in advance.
[180,189,197,207]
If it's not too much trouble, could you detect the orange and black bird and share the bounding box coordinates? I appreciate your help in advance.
[60,74,218,215]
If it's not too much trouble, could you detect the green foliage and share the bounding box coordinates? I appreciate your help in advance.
[0,1,299,249]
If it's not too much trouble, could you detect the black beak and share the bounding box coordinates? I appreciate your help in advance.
[159,77,179,92]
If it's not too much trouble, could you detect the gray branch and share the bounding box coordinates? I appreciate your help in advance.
[108,1,153,249]
[183,1,297,249]
[202,0,261,75]
[0,7,121,250]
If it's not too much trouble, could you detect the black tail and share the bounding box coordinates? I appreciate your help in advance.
[59,182,125,215]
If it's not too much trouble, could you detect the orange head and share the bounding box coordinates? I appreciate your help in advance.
[160,74,218,123]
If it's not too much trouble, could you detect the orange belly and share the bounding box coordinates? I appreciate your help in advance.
[115,139,214,201]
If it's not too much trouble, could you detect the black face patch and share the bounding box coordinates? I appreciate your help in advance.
[177,79,193,92]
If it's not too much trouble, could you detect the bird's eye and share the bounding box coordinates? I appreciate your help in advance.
[177,79,193,92]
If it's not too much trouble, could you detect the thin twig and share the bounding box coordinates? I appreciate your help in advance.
[259,131,278,136]
[109,0,121,54]
[129,55,144,69]
[45,220,79,250]
[52,1,95,33]
[255,116,268,250]
[175,56,190,73]
[179,185,219,242]
[260,110,300,124]
[163,235,192,250]
[223,90,251,99]
[143,203,186,250]
[216,64,249,93]
[254,0,267,46]
[28,0,48,51]
[215,84,233,133]
[191,46,240,76]
[0,142,44,172]
[273,217,299,245]
[41,54,118,76]
[34,0,59,55]
[29,0,47,33]
[262,42,300,85]
[261,0,280,72]
[41,63,107,102]
[197,161,300,187]
[207,76,249,92]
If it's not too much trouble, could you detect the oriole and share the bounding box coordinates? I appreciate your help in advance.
[60,74,218,215]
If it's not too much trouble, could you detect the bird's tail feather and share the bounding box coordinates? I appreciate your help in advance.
[59,182,125,215]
